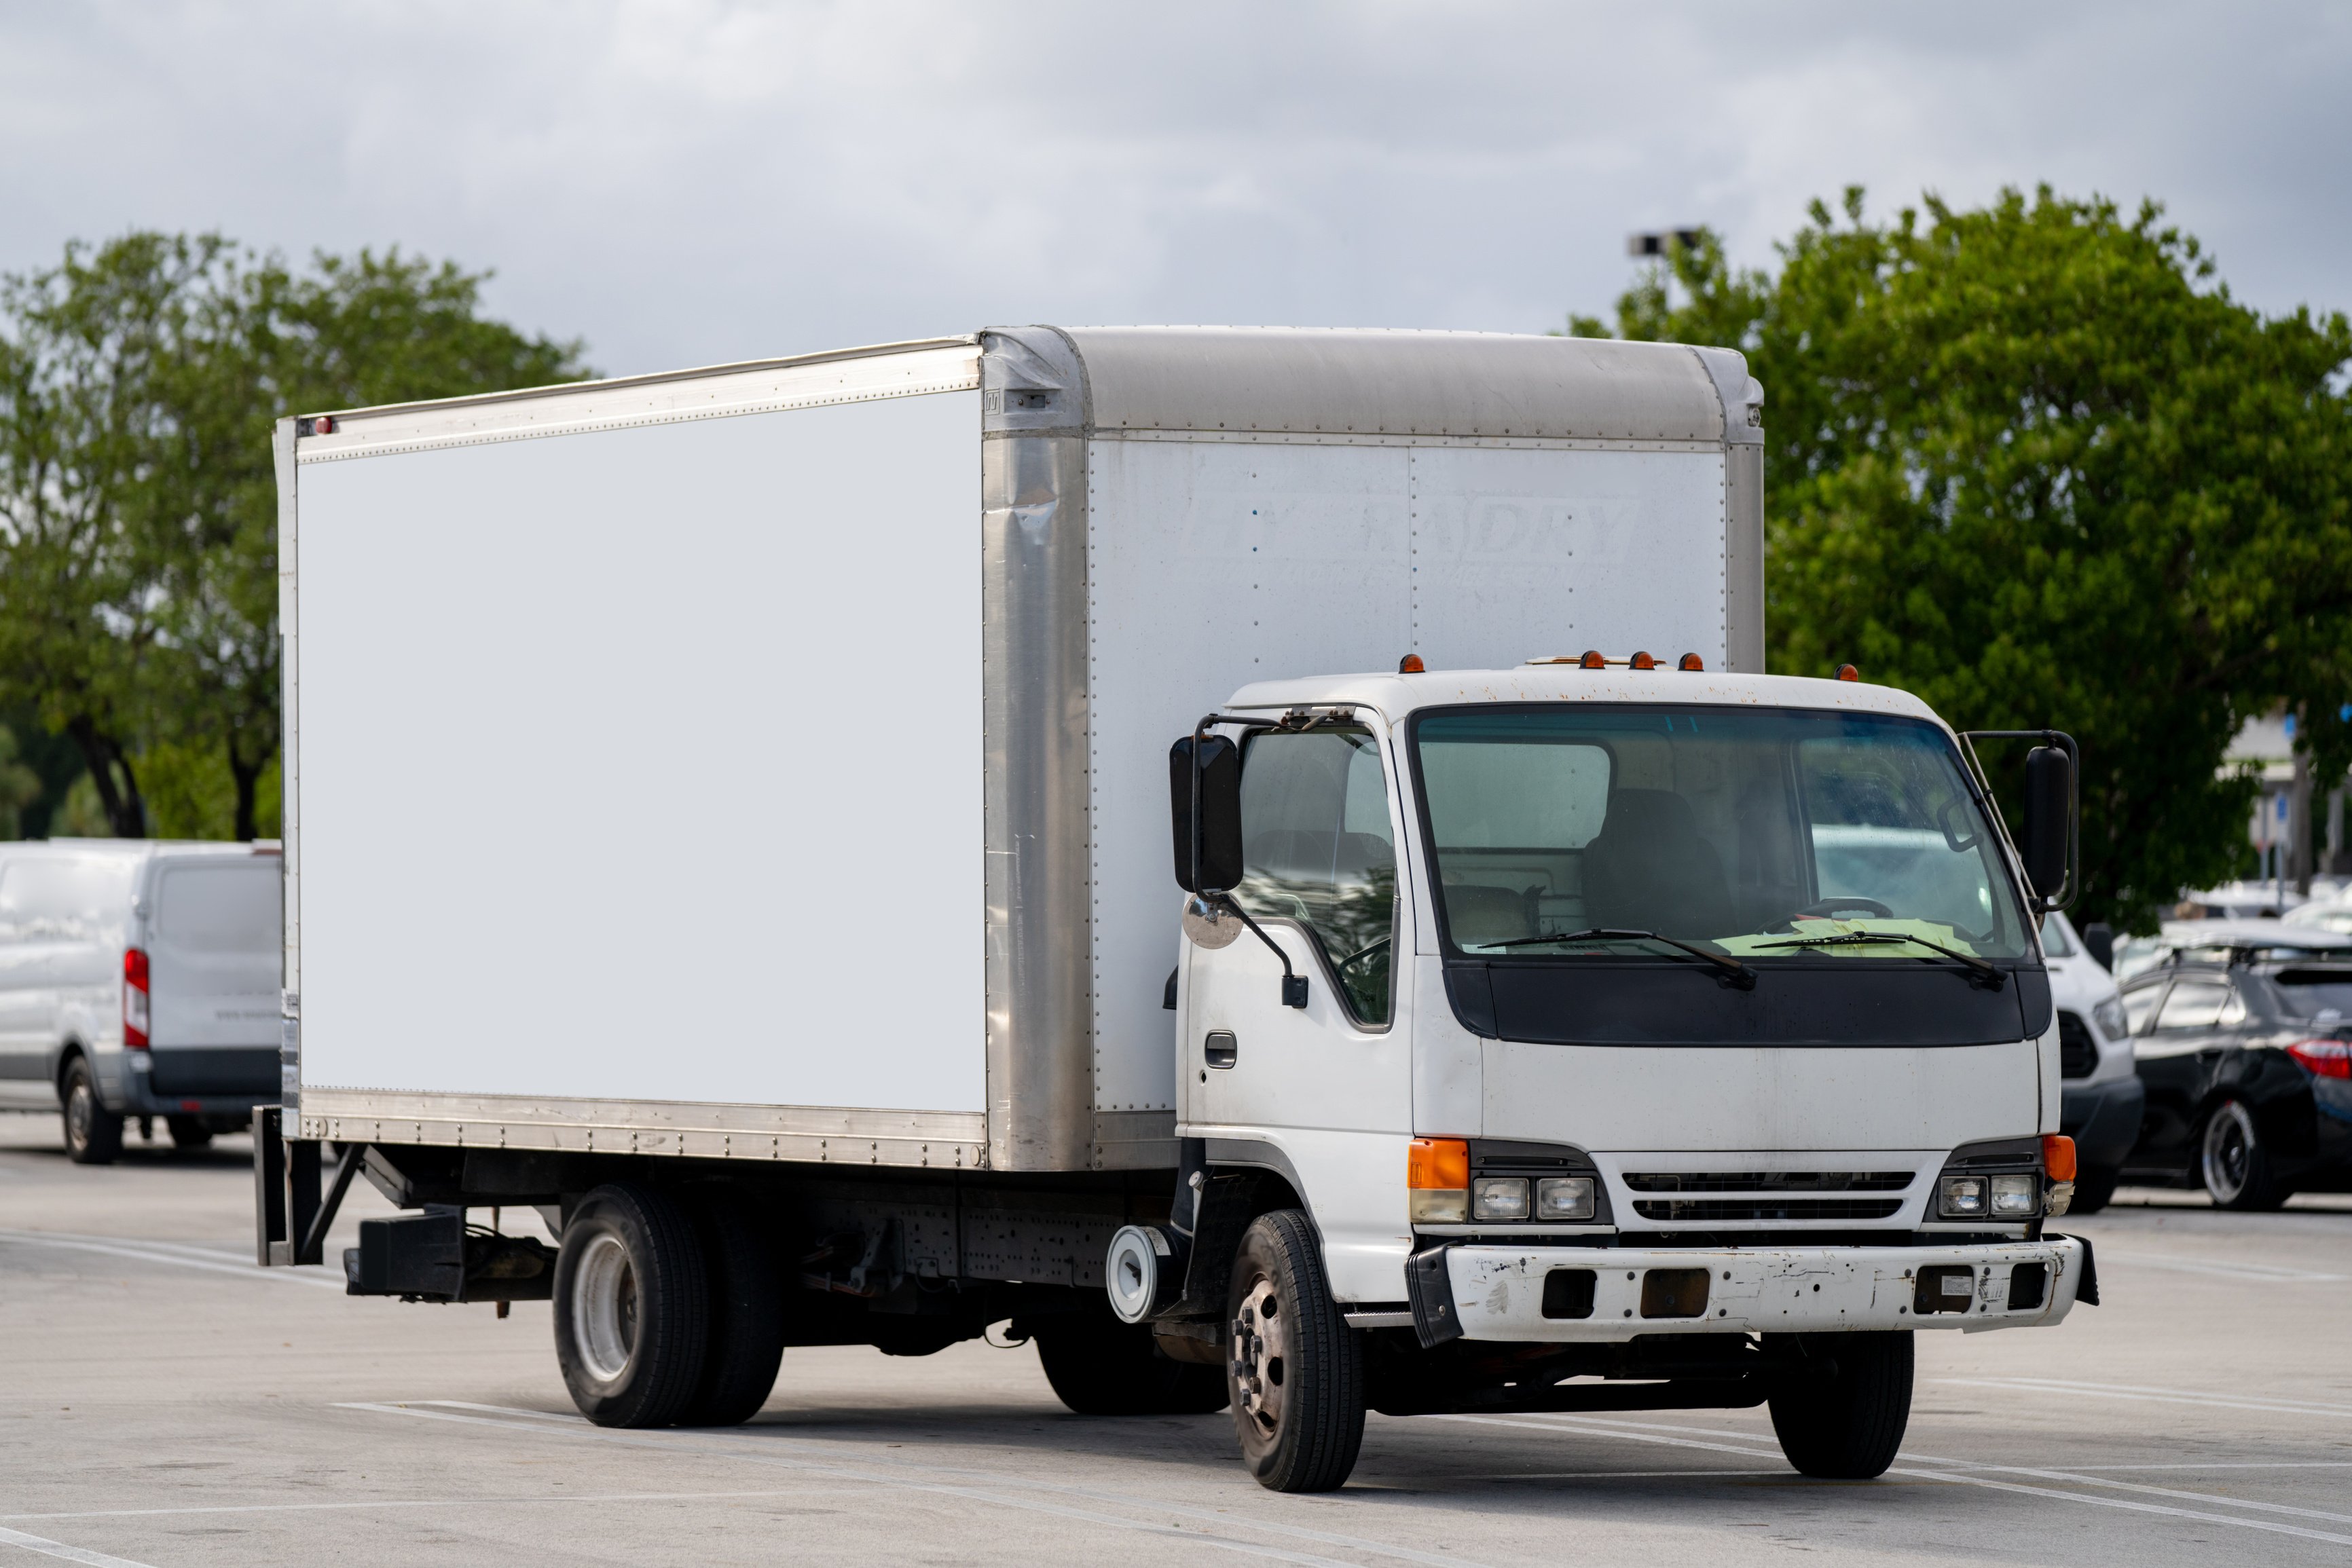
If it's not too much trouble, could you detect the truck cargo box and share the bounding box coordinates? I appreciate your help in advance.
[276,326,1763,1174]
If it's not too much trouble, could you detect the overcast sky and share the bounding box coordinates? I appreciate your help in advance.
[3,2,2345,377]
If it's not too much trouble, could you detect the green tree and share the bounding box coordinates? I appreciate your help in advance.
[1574,188,2352,931]
[0,234,588,841]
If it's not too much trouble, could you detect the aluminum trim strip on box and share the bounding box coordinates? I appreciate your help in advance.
[295,341,981,464]
[297,1089,987,1169]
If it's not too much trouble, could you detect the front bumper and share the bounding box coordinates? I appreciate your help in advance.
[1429,1238,2087,1343]
[2061,1075,2146,1171]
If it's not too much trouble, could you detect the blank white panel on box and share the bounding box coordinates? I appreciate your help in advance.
[1085,440,1413,1113]
[1407,447,1727,669]
[295,392,981,1110]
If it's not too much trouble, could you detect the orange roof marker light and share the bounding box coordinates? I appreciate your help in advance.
[1579,650,1607,669]
[1678,652,1705,671]
[1397,654,1425,674]
[1836,664,1861,682]
[1628,651,1658,671]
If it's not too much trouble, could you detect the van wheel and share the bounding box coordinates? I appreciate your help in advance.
[1227,1210,1364,1493]
[61,1059,123,1165]
[2202,1101,2289,1210]
[1767,1332,1913,1480]
[166,1115,214,1151]
[1031,1301,1230,1415]
[674,1187,783,1427]
[553,1183,710,1427]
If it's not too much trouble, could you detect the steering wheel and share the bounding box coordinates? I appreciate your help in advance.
[1336,937,1391,972]
[1760,897,1894,933]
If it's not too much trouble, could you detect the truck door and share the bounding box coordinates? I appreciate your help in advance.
[1187,721,1412,1286]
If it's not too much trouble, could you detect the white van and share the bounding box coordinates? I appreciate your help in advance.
[0,840,283,1161]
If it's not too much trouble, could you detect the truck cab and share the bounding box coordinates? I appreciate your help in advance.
[1142,662,2088,1487]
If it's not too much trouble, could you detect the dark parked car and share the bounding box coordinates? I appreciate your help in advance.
[2118,931,2352,1208]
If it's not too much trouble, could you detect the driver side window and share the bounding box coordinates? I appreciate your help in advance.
[1230,728,1396,1026]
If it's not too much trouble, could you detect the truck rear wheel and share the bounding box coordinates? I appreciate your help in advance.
[674,1186,784,1427]
[1767,1332,1913,1480]
[553,1183,710,1427]
[1032,1302,1228,1416]
[61,1058,122,1165]
[1227,1210,1364,1493]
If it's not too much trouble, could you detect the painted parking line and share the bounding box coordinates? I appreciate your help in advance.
[1,1489,868,1525]
[1439,1413,2352,1550]
[341,1402,1496,1568]
[2099,1252,2349,1283]
[0,1229,344,1290]
[0,1524,160,1568]
[1934,1376,2352,1419]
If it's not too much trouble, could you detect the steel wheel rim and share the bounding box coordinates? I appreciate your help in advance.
[1231,1275,1288,1440]
[65,1076,91,1151]
[2203,1103,2255,1202]
[572,1231,638,1383]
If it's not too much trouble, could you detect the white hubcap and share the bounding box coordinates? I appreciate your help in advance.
[572,1232,638,1383]
[1231,1277,1288,1437]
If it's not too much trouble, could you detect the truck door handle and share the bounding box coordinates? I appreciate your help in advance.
[1205,1031,1238,1069]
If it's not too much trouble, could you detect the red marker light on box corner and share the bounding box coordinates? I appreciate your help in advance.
[123,947,149,1048]
[2288,1040,2351,1079]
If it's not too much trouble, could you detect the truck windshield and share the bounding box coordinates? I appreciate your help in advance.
[1411,706,2032,963]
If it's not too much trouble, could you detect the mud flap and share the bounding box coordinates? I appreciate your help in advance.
[1406,1244,1461,1348]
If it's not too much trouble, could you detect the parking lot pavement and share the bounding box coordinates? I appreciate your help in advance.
[5,1114,2351,1568]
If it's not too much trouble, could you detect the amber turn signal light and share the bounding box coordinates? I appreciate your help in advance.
[1836,663,1860,682]
[1397,654,1425,673]
[1408,1137,1471,1225]
[1629,651,1657,670]
[1678,652,1704,671]
[1579,650,1606,669]
[2041,1134,2077,1183]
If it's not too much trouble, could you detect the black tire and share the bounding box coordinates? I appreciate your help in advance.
[166,1115,214,1151]
[674,1186,784,1427]
[2201,1100,2290,1210]
[1768,1332,1913,1480]
[2069,1166,2118,1215]
[1032,1302,1230,1416]
[553,1183,710,1427]
[1226,1210,1364,1493]
[61,1058,122,1165]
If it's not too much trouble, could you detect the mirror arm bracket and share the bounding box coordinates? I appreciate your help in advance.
[1202,891,1310,1009]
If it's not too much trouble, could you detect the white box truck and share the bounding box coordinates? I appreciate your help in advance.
[253,327,2095,1493]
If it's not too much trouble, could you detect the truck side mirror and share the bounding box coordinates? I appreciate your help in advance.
[2020,745,2072,901]
[2082,921,2114,971]
[1169,733,1245,893]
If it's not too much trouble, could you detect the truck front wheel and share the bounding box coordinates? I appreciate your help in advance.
[553,1183,710,1427]
[1227,1210,1365,1493]
[1766,1331,1913,1480]
[1031,1302,1228,1416]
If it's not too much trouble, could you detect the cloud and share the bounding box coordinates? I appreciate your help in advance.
[1,1,2344,375]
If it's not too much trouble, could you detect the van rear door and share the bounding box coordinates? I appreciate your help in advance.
[145,857,281,1098]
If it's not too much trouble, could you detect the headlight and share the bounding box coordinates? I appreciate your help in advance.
[1938,1176,1987,1218]
[1472,1176,1532,1220]
[1536,1176,1595,1220]
[1990,1174,2039,1216]
[2093,997,2127,1041]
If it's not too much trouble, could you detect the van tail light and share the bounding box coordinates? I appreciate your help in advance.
[2287,1040,2352,1079]
[122,948,150,1048]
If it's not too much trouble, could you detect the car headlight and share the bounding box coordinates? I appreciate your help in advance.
[1938,1176,1987,1218]
[1472,1176,1532,1221]
[1990,1173,2039,1216]
[1536,1176,1595,1221]
[2093,997,2127,1041]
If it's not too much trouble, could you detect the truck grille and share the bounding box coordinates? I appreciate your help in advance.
[1622,1171,1914,1193]
[2057,1010,2098,1078]
[1630,1197,1908,1222]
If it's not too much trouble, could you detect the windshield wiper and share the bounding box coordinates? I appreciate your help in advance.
[1469,928,1757,990]
[1754,930,2006,990]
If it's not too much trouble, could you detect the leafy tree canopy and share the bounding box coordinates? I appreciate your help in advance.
[1575,187,2352,931]
[0,233,587,839]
